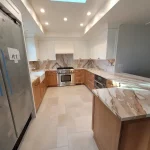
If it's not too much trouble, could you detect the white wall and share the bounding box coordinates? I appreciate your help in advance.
[88,27,118,60]
[115,24,150,77]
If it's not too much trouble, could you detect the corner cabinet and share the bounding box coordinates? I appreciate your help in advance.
[89,28,119,60]
[75,69,85,84]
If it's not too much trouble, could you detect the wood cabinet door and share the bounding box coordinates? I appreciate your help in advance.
[46,71,57,87]
[84,70,95,91]
[93,96,121,150]
[51,74,57,86]
[75,69,85,84]
[85,70,89,86]
[32,84,41,111]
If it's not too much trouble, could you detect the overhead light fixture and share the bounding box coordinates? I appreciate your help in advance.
[80,23,84,27]
[87,11,91,16]
[45,22,49,25]
[51,0,86,3]
[40,8,45,13]
[64,17,68,21]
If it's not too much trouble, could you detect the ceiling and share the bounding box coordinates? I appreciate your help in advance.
[84,0,150,39]
[17,0,150,38]
[12,0,43,36]
[28,0,108,35]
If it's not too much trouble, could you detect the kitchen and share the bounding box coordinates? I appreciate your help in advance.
[1,0,150,150]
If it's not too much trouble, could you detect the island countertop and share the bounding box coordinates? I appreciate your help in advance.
[92,87,150,121]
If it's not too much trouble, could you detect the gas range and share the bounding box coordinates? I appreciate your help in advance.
[57,67,75,86]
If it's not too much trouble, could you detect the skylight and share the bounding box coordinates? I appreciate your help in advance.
[51,0,86,3]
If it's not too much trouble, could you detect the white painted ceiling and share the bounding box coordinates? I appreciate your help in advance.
[28,0,108,34]
[16,0,150,38]
[12,0,43,36]
[84,0,150,39]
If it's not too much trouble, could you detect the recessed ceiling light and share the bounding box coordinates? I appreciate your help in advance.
[80,23,84,27]
[40,8,45,13]
[87,11,91,16]
[64,17,68,21]
[45,22,49,25]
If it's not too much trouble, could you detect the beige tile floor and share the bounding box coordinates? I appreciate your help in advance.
[19,85,99,150]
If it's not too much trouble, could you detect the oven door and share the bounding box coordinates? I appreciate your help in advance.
[61,74,71,82]
[58,73,75,86]
[94,81,105,89]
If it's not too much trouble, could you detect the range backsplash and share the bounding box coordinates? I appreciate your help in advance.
[29,54,115,73]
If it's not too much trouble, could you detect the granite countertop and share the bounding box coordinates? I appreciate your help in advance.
[86,68,150,90]
[86,68,150,82]
[30,75,39,83]
[93,87,150,121]
[30,71,45,83]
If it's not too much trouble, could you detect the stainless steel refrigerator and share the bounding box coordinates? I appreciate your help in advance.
[0,8,33,150]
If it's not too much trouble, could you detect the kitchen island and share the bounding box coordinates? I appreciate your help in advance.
[92,87,150,150]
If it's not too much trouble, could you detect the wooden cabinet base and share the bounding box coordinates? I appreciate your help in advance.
[92,96,150,150]
[32,77,47,112]
[84,70,94,91]
[46,71,57,87]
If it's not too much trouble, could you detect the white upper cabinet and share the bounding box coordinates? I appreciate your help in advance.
[89,28,118,59]
[38,41,56,60]
[55,41,74,54]
[25,37,39,61]
[73,41,89,59]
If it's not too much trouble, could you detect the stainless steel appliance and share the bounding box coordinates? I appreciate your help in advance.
[57,67,75,86]
[0,2,33,150]
[95,75,120,89]
[94,75,107,89]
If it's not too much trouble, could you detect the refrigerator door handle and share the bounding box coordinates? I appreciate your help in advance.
[0,49,13,95]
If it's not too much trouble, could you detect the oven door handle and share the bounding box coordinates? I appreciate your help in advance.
[95,81,105,88]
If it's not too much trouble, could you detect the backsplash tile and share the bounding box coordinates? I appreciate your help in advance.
[29,54,115,73]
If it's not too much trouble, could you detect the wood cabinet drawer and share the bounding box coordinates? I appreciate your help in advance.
[46,71,57,76]
[75,70,85,76]
[75,76,84,84]
[75,69,85,85]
